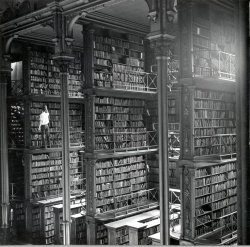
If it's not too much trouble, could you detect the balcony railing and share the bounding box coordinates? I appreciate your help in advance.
[99,69,157,92]
[94,130,158,153]
[96,188,159,218]
[193,50,235,81]
[10,80,24,96]
[219,211,237,245]
[113,130,158,152]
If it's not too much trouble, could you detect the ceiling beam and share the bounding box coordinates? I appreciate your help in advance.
[79,11,149,35]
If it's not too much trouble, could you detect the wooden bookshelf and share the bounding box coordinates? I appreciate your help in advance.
[85,95,157,153]
[82,26,158,245]
[179,158,237,243]
[28,196,83,245]
[8,101,25,147]
[70,213,87,245]
[181,85,236,160]
[53,200,85,244]
[105,209,160,245]
[24,150,85,201]
[29,48,83,98]
[86,155,150,215]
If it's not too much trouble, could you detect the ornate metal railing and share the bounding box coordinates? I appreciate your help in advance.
[111,130,158,152]
[169,131,180,157]
[95,188,159,217]
[169,188,181,231]
[219,211,237,245]
[111,70,157,92]
[69,131,85,148]
[193,50,235,81]
[113,188,159,217]
[10,80,24,96]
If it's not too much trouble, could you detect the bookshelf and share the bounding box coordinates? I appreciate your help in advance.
[92,155,149,214]
[53,201,85,244]
[105,209,160,245]
[29,48,83,98]
[7,44,86,245]
[181,85,236,160]
[70,213,87,245]
[30,101,62,148]
[83,28,156,92]
[96,221,109,245]
[28,196,84,245]
[191,3,236,81]
[85,95,157,153]
[83,26,158,245]
[25,150,84,201]
[8,102,25,147]
[179,158,237,243]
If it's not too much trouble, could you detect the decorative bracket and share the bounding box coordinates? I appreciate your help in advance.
[67,11,88,38]
[5,34,18,54]
[145,0,178,24]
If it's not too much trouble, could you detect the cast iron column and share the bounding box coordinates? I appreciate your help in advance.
[0,41,11,242]
[235,0,249,244]
[55,59,72,245]
[146,0,177,244]
[50,0,77,243]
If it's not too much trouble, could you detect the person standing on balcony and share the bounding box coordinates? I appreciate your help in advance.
[38,105,51,148]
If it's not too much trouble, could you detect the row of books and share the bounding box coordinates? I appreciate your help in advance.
[194,119,235,128]
[194,109,235,119]
[194,89,235,101]
[95,96,145,106]
[194,145,236,156]
[194,100,235,110]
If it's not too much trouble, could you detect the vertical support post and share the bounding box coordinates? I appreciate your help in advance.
[235,0,249,244]
[146,0,177,244]
[85,158,97,244]
[156,42,170,245]
[0,35,11,243]
[50,1,77,244]
[57,60,71,245]
[0,67,9,229]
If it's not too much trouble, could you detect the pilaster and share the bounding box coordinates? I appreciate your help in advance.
[180,85,195,160]
[178,0,195,79]
[82,25,95,89]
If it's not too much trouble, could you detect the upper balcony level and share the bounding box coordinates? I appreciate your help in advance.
[193,50,235,82]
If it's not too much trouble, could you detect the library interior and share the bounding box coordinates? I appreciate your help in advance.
[0,0,248,245]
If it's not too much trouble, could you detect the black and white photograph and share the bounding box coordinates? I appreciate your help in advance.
[0,0,248,245]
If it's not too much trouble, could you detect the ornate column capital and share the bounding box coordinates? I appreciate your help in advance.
[52,55,74,73]
[148,36,174,57]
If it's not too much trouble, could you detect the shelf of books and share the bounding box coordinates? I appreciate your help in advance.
[28,47,83,98]
[27,195,86,245]
[83,27,157,94]
[104,209,160,245]
[85,95,158,153]
[70,213,87,244]
[86,155,159,216]
[179,82,237,244]
[8,43,86,244]
[82,26,159,244]
[179,158,237,244]
[192,3,235,81]
[24,150,84,201]
[8,99,84,149]
[181,85,236,161]
[53,199,85,244]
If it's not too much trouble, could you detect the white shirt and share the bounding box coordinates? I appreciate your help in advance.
[40,112,49,125]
